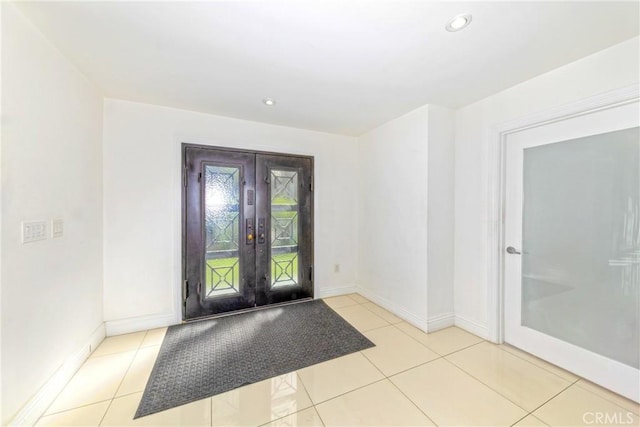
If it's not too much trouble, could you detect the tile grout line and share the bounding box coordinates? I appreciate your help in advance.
[97,332,149,426]
[328,295,399,332]
[36,398,114,422]
[96,399,114,427]
[499,344,580,383]
[312,405,327,427]
[300,303,446,421]
[359,350,388,378]
[360,347,441,425]
[292,372,326,427]
[321,294,360,310]
[358,321,392,334]
[89,331,148,359]
[443,342,584,417]
[37,334,150,422]
[445,340,639,420]
[334,308,391,331]
[323,295,446,423]
[331,296,506,423]
[323,345,441,426]
[447,349,596,424]
[358,300,403,324]
[91,346,162,403]
[306,376,389,407]
[388,322,455,356]
[438,357,532,415]
[521,379,578,423]
[509,413,549,427]
[437,339,485,358]
[572,381,640,416]
[254,372,321,427]
[326,303,360,310]
[384,355,444,379]
[108,389,145,400]
[293,371,317,422]
[387,376,440,427]
[384,309,637,420]
[358,341,443,380]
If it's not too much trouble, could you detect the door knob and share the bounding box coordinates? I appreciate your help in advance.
[506,246,521,255]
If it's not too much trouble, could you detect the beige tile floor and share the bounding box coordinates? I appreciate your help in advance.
[36,293,640,426]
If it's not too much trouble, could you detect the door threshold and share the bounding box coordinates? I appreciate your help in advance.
[182,297,314,323]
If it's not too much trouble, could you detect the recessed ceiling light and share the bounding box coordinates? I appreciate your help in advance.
[445,13,472,32]
[262,98,276,106]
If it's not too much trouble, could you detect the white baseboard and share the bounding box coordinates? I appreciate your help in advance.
[105,312,177,336]
[9,324,106,427]
[316,284,359,299]
[427,312,455,332]
[355,287,429,331]
[455,315,490,340]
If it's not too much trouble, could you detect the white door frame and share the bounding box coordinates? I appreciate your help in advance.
[485,83,640,343]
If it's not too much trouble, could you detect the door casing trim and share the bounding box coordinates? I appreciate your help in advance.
[486,83,640,343]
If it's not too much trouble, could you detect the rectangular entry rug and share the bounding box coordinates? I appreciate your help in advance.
[135,299,375,418]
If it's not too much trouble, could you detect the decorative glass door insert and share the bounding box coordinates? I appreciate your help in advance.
[204,165,241,298]
[270,169,300,288]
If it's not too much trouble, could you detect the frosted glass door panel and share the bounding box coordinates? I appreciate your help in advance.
[504,100,640,401]
[522,127,639,369]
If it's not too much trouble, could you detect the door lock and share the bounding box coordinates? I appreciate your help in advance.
[506,246,521,255]
[246,218,255,244]
[257,218,266,244]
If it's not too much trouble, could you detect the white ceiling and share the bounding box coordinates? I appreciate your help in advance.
[16,1,639,136]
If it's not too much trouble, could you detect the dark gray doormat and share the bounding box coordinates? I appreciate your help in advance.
[135,299,375,418]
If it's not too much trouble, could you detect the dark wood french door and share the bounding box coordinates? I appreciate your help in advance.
[183,144,313,320]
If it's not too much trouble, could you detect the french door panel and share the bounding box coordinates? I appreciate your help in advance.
[503,100,640,402]
[255,154,313,306]
[183,145,313,320]
[184,147,256,319]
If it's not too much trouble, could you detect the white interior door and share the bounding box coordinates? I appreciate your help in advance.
[504,99,640,402]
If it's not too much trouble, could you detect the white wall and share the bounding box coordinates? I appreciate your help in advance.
[357,106,429,326]
[358,105,454,330]
[426,106,455,328]
[1,4,104,424]
[102,99,358,332]
[0,4,4,423]
[356,105,455,330]
[454,36,640,339]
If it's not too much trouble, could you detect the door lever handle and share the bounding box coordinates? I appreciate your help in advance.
[506,246,521,255]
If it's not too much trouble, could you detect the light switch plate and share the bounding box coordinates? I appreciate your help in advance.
[52,218,63,238]
[22,221,47,243]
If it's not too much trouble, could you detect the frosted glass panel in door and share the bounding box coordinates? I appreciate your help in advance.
[522,127,639,369]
